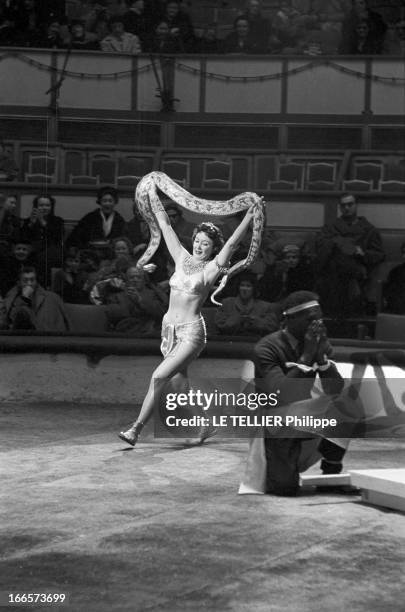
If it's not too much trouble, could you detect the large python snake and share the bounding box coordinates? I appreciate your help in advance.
[135,171,265,303]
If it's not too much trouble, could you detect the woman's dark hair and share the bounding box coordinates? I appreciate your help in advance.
[32,194,56,214]
[96,186,119,204]
[192,222,224,257]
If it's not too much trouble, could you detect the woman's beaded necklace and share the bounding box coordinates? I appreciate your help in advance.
[182,254,208,276]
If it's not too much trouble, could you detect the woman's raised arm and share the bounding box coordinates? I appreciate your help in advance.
[215,201,260,269]
[150,198,186,263]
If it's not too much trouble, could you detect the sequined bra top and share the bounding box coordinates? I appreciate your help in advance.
[169,255,208,296]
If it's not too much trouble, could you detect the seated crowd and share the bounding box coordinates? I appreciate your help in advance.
[0,186,399,336]
[0,0,403,56]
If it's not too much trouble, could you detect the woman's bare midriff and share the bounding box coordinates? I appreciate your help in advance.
[164,290,206,324]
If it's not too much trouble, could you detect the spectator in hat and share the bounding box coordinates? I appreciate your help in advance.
[66,186,126,251]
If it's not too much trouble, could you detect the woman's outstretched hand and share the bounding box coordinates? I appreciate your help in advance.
[246,197,264,219]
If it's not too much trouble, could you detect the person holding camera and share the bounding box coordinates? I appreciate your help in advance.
[105,265,168,335]
[2,266,70,331]
[21,194,65,287]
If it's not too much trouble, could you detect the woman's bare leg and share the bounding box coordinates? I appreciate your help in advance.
[118,344,200,445]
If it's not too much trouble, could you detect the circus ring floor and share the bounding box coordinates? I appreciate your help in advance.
[1,335,404,612]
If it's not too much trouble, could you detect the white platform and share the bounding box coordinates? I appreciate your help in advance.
[350,469,405,512]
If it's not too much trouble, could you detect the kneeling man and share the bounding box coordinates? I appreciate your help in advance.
[243,290,349,496]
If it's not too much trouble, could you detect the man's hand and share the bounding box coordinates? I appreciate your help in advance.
[126,286,141,301]
[316,323,332,365]
[354,245,365,257]
[29,209,39,224]
[21,285,34,299]
[300,321,320,365]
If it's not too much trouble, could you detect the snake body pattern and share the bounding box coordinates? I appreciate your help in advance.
[135,171,265,303]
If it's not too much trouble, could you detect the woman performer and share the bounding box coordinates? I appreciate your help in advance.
[118,198,261,447]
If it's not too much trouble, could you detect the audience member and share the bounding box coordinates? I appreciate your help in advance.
[52,247,92,304]
[13,0,43,47]
[105,264,168,335]
[382,241,405,314]
[122,0,153,48]
[146,19,184,53]
[67,0,107,30]
[2,0,396,55]
[3,266,70,331]
[195,26,221,54]
[347,20,381,54]
[258,243,314,303]
[21,193,64,287]
[78,248,101,288]
[215,273,279,336]
[222,16,264,54]
[0,141,18,182]
[0,235,36,297]
[66,186,126,251]
[339,0,387,54]
[37,18,65,48]
[89,236,135,305]
[101,15,141,53]
[383,19,405,55]
[315,193,385,316]
[124,202,143,246]
[271,0,304,53]
[255,241,278,299]
[162,0,195,52]
[0,193,20,254]
[241,0,272,52]
[68,19,100,49]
